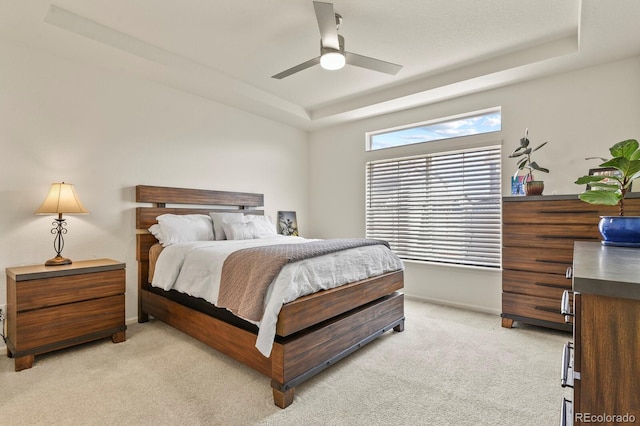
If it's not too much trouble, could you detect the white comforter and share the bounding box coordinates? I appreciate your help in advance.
[152,235,404,357]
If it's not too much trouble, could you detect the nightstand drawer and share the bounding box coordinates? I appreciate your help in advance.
[15,269,125,311]
[13,294,125,352]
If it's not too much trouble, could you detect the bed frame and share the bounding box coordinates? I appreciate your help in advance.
[135,185,405,408]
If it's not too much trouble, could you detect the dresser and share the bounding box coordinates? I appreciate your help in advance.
[501,194,640,331]
[5,259,126,371]
[560,242,640,425]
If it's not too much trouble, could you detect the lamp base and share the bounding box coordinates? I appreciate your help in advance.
[45,255,72,266]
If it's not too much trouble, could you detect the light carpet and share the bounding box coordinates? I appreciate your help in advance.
[0,299,571,425]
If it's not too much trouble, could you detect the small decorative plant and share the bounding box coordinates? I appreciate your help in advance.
[575,139,640,216]
[509,128,550,182]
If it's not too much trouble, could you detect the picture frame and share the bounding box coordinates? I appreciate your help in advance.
[511,175,528,196]
[586,167,623,190]
[277,211,299,236]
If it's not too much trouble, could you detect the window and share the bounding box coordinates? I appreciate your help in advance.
[366,145,502,268]
[368,109,501,151]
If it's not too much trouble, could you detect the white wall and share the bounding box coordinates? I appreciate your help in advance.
[3,30,640,324]
[0,37,309,321]
[309,56,640,314]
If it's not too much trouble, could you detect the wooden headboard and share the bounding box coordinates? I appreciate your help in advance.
[135,185,264,298]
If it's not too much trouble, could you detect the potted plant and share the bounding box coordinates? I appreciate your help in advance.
[574,138,640,246]
[509,128,549,195]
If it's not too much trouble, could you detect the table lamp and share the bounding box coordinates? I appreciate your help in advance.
[35,182,90,266]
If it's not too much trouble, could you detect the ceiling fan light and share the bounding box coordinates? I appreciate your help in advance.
[320,51,345,70]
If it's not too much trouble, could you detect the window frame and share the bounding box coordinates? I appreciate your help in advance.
[366,107,501,152]
[365,129,503,269]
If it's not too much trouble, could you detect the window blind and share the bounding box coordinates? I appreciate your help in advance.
[366,146,502,268]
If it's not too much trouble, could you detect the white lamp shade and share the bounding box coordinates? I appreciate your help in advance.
[35,182,90,215]
[320,51,345,70]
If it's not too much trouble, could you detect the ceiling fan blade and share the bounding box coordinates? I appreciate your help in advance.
[345,52,403,75]
[313,1,339,50]
[271,57,321,79]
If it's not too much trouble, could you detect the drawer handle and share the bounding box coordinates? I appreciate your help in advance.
[561,342,574,388]
[560,398,573,426]
[534,306,560,314]
[539,235,593,240]
[534,259,571,265]
[537,209,598,214]
[561,290,573,323]
[566,266,573,279]
[534,281,570,289]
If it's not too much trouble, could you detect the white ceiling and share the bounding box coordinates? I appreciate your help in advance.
[2,0,640,130]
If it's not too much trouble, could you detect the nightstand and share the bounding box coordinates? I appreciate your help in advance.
[5,259,126,371]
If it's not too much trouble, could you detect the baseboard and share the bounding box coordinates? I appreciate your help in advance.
[404,294,501,316]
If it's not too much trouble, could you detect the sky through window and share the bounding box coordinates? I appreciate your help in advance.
[369,110,501,150]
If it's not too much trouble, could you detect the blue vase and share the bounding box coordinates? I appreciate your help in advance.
[598,216,640,247]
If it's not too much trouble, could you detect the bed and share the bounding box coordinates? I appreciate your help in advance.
[135,185,405,408]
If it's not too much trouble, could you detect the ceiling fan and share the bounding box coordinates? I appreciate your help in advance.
[271,1,402,79]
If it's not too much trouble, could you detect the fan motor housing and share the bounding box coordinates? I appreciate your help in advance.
[321,34,345,56]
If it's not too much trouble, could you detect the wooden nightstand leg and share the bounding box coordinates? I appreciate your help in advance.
[501,317,514,328]
[15,354,34,372]
[112,331,126,343]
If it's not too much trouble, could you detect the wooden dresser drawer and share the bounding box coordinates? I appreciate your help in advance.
[15,269,125,311]
[503,198,640,225]
[14,295,125,352]
[502,292,566,325]
[503,269,571,298]
[502,246,573,275]
[503,200,603,224]
[503,223,600,249]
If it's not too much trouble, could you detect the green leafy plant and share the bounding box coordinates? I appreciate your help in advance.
[575,139,640,216]
[509,129,549,181]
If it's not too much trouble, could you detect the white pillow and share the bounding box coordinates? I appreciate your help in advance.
[148,224,166,246]
[222,221,261,240]
[209,212,245,240]
[245,215,277,236]
[155,214,214,247]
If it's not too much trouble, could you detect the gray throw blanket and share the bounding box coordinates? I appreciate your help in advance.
[217,238,389,322]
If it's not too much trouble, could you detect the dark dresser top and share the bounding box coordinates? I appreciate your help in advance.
[573,241,640,300]
[503,192,640,202]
